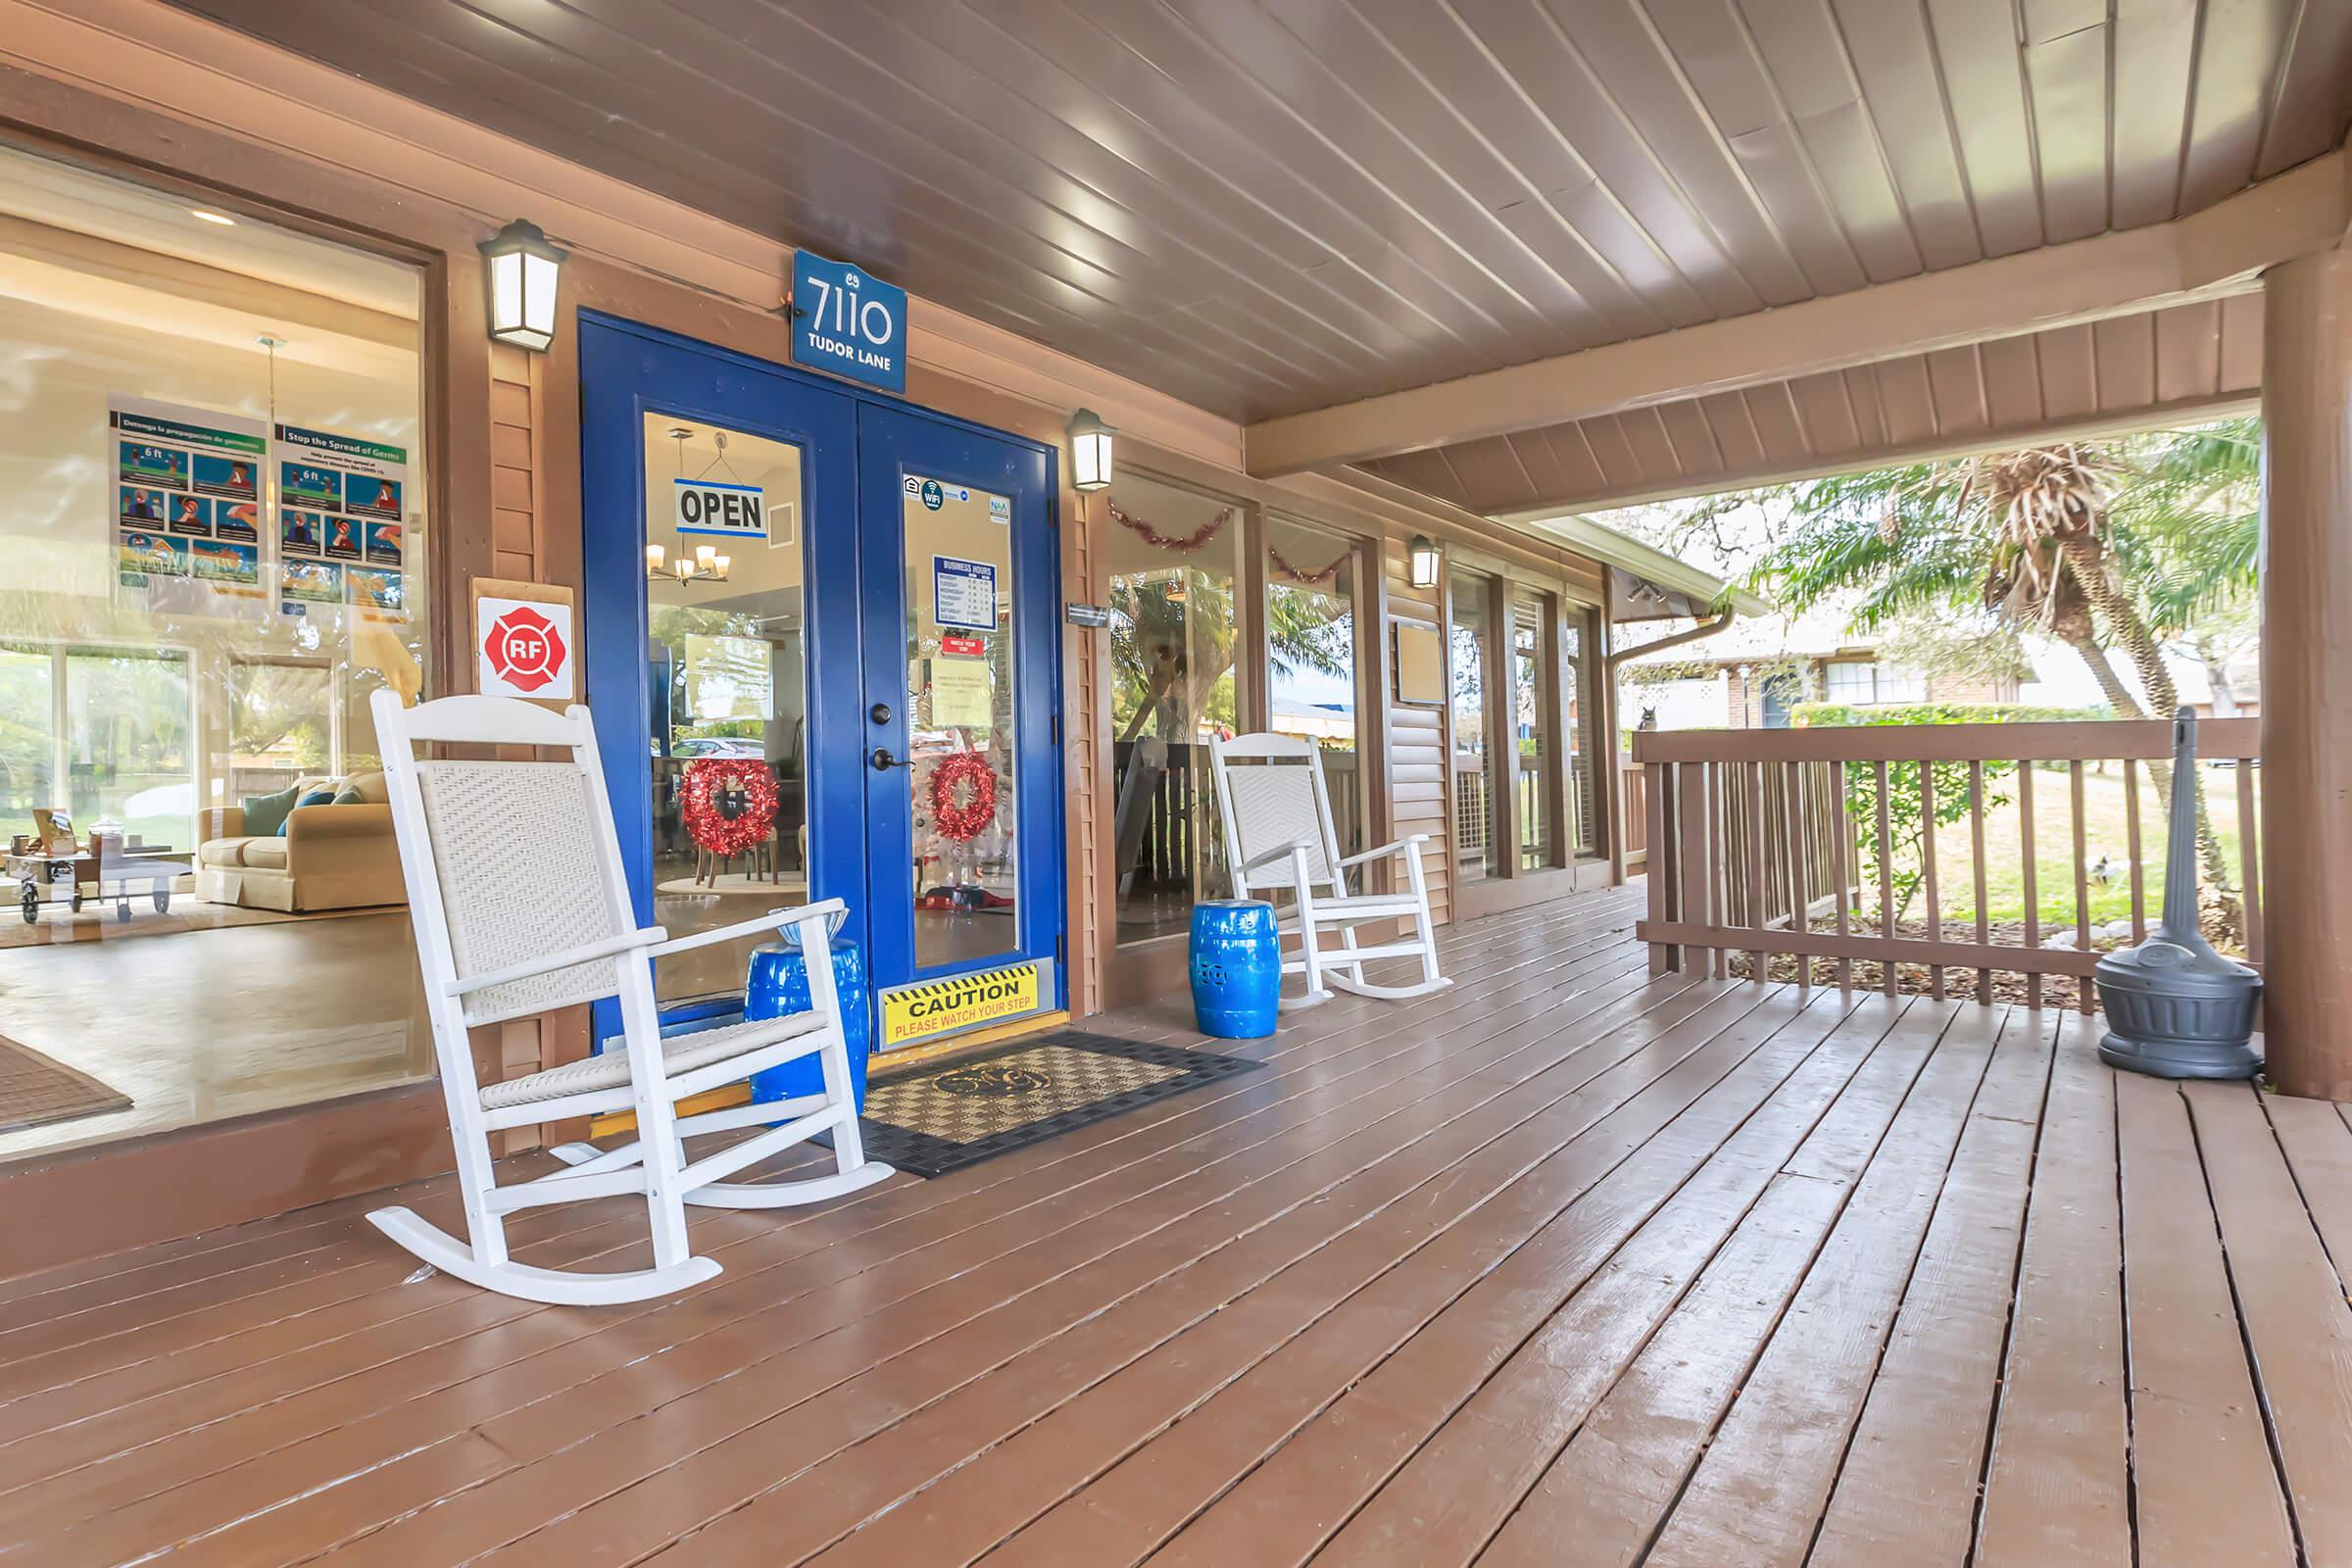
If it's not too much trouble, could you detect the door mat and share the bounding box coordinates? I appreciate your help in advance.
[857,1030,1258,1179]
[0,1034,132,1134]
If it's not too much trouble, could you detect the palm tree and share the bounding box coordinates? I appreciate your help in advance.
[1755,439,2241,933]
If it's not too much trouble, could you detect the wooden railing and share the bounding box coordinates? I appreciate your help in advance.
[1635,718,2264,1010]
[1620,755,1646,866]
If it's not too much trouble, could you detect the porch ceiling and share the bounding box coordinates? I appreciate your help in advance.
[1361,291,2268,518]
[160,0,2351,434]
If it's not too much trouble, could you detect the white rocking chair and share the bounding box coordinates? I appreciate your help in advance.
[368,689,890,1305]
[1205,732,1449,1011]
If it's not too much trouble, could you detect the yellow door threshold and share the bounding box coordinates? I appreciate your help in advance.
[587,1008,1072,1140]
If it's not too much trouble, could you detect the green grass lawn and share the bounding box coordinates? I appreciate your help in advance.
[1853,761,2253,938]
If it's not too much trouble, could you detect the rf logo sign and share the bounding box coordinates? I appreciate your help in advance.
[476,595,575,699]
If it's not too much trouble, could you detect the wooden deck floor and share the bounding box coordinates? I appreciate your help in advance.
[4,885,2350,1567]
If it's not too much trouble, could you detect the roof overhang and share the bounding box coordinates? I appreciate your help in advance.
[1246,147,2349,482]
[1532,515,1768,619]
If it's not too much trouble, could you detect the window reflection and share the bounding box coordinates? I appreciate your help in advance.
[1107,473,1244,943]
[0,144,430,1162]
[1266,519,1362,859]
[640,416,808,1004]
[1450,570,1494,883]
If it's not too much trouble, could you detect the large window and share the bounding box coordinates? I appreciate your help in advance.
[0,144,430,1162]
[1265,518,1364,859]
[1108,473,1246,942]
[1449,569,1495,883]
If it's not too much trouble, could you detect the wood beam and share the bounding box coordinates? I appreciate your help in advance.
[1246,151,2348,476]
[1492,388,2263,522]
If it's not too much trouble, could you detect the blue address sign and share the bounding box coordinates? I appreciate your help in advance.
[791,251,906,395]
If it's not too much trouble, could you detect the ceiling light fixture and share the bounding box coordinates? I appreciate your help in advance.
[189,209,237,226]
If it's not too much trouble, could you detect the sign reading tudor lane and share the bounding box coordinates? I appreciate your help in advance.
[477,595,575,699]
[790,251,907,395]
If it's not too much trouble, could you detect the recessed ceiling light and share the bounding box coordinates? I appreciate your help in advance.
[189,209,236,226]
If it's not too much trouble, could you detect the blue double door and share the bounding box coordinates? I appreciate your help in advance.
[580,313,1062,1048]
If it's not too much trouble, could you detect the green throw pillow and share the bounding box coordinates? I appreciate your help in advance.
[239,783,301,837]
[331,787,364,807]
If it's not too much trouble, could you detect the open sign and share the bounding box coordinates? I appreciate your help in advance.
[673,478,766,541]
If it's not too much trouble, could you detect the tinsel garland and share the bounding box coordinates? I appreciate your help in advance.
[680,758,778,858]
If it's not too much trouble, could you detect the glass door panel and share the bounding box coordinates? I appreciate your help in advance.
[900,474,1019,968]
[1511,590,1551,870]
[1449,570,1494,883]
[639,414,809,1004]
[857,401,1060,1017]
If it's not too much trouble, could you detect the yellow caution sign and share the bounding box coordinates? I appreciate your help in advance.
[880,960,1042,1049]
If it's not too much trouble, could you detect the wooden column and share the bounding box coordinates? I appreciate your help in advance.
[2259,250,2352,1099]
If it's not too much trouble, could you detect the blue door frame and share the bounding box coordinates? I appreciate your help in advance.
[577,312,1064,1043]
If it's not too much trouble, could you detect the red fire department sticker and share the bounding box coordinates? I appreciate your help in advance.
[475,595,575,699]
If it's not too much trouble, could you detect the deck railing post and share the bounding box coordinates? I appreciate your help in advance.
[1643,752,1674,975]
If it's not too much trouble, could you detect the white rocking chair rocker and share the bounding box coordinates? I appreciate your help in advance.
[1206,732,1450,1010]
[368,688,890,1305]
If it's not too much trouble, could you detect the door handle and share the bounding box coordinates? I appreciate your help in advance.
[870,747,908,771]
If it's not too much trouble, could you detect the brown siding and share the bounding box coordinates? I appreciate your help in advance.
[472,340,592,1153]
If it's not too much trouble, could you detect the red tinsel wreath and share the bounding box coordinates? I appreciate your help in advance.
[929,753,998,844]
[680,758,778,858]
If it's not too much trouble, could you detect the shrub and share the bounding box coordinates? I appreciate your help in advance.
[1789,704,2105,919]
[1790,701,2110,728]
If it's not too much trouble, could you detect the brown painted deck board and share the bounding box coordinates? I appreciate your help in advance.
[1114,991,1918,1568]
[2185,1080,2352,1564]
[0,886,2331,1567]
[2114,1072,2298,1567]
[1640,1000,2004,1567]
[46,906,1690,1562]
[1972,1012,2133,1568]
[839,986,1864,1568]
[1805,1006,2056,1567]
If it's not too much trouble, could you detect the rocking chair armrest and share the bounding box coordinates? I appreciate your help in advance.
[445,925,669,999]
[643,898,850,959]
[1335,833,1430,869]
[1238,843,1313,874]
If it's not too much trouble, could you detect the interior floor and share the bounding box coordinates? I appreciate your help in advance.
[0,912,430,1162]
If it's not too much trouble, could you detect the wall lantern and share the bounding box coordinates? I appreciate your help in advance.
[1068,407,1116,492]
[1407,534,1440,589]
[478,219,568,352]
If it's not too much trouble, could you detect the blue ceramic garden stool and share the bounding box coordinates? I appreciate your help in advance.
[745,936,872,1110]
[1190,900,1280,1040]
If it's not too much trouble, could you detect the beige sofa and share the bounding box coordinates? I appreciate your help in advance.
[196,772,405,912]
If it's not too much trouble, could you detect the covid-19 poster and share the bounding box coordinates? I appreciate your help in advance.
[109,394,269,614]
[108,398,414,626]
[274,423,409,625]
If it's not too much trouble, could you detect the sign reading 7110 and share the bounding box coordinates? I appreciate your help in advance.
[791,251,907,396]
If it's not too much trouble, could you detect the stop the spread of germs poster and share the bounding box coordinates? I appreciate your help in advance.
[274,422,409,625]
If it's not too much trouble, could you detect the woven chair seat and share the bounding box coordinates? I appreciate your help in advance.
[479,1010,828,1111]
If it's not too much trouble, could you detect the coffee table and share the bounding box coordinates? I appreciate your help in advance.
[7,839,190,924]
